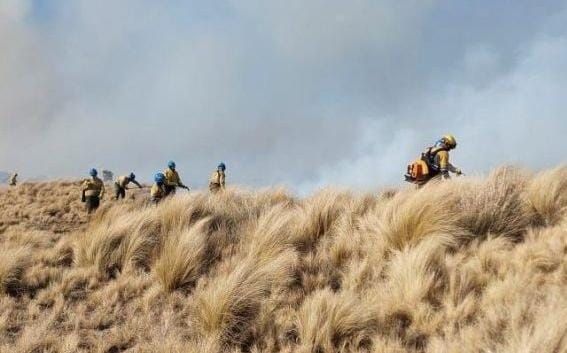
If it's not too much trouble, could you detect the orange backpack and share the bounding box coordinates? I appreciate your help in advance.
[405,144,449,184]
[407,159,430,182]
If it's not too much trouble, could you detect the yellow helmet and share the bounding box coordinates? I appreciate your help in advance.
[442,134,457,148]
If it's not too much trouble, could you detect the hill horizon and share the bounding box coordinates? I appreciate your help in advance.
[0,165,565,352]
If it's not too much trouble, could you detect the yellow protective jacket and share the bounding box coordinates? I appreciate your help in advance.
[116,175,141,189]
[209,170,225,188]
[164,168,184,187]
[434,150,459,174]
[427,145,459,177]
[82,177,105,197]
[150,183,166,200]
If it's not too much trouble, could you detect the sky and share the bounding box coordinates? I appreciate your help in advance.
[0,0,566,192]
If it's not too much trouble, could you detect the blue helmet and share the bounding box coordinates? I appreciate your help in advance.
[89,168,98,177]
[154,172,165,184]
[167,160,176,169]
[129,172,136,180]
[218,162,226,171]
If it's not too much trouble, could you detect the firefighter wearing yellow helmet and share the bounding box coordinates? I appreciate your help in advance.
[405,134,462,185]
[431,135,462,179]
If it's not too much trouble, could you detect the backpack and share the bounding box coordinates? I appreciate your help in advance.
[406,159,430,183]
[404,144,448,183]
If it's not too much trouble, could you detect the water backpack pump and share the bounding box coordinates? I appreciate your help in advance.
[405,146,447,184]
[406,159,430,183]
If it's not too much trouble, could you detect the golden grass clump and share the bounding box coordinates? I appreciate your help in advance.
[0,167,566,352]
[155,218,211,292]
[0,246,31,296]
[191,206,298,349]
[293,189,355,251]
[75,207,161,276]
[452,167,536,241]
[372,185,464,249]
[296,288,377,352]
[192,250,296,348]
[526,165,567,226]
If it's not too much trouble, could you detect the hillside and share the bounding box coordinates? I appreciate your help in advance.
[0,167,566,353]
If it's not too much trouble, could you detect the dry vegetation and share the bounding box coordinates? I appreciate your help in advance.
[0,166,566,353]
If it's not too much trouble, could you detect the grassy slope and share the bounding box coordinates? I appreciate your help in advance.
[0,167,565,353]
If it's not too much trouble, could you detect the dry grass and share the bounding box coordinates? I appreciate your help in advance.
[0,166,565,353]
[526,166,567,226]
[155,218,211,292]
[296,288,378,352]
[0,246,31,296]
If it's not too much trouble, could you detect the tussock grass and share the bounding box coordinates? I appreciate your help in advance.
[75,207,160,275]
[0,246,31,296]
[294,190,354,251]
[453,167,535,241]
[155,218,211,292]
[382,239,447,307]
[192,250,296,348]
[526,165,567,226]
[296,288,377,352]
[191,207,298,348]
[0,167,565,352]
[375,186,463,249]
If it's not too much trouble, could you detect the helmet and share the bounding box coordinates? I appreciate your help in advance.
[129,172,136,180]
[154,173,165,184]
[167,160,176,169]
[89,168,98,177]
[218,162,226,171]
[442,134,457,149]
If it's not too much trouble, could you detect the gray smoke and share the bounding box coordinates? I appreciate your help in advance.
[0,0,566,192]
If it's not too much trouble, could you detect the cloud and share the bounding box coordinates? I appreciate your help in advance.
[0,0,31,20]
[0,1,565,191]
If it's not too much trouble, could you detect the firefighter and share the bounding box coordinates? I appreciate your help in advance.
[425,134,462,179]
[150,173,167,204]
[209,162,226,193]
[405,134,462,185]
[114,172,142,200]
[163,160,189,196]
[82,168,105,213]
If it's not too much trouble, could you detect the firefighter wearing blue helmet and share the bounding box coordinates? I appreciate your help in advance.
[163,160,189,196]
[150,173,167,204]
[81,168,105,213]
[209,162,226,193]
[114,172,142,200]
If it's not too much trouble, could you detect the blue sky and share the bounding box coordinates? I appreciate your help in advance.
[1,0,566,191]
